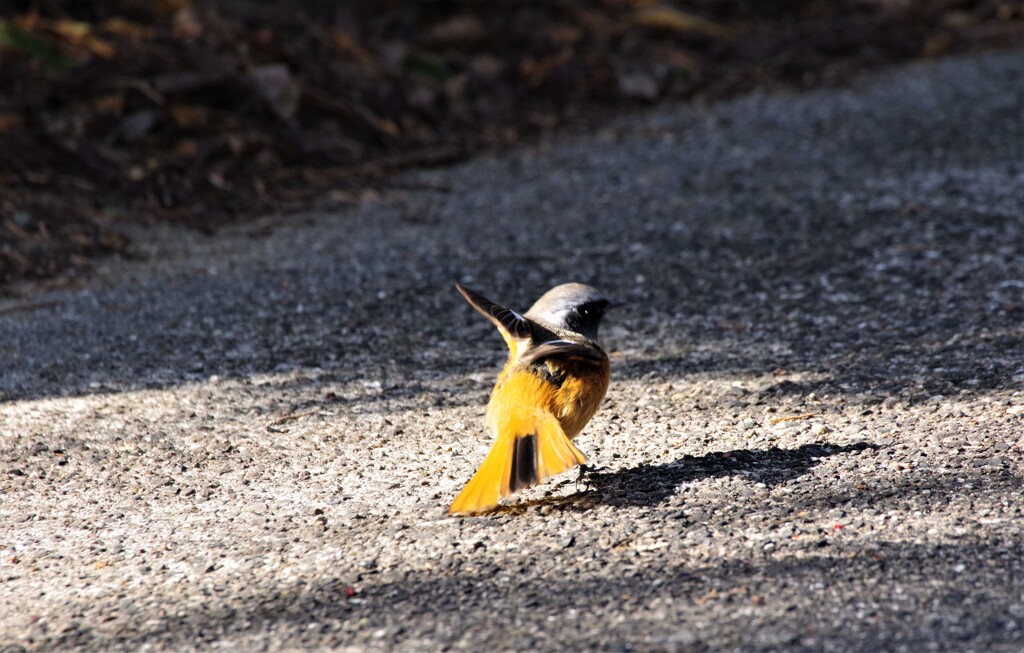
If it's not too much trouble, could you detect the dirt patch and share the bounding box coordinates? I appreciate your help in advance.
[0,0,1020,288]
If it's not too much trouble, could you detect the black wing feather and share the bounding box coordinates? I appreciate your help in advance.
[456,283,532,339]
[517,339,607,368]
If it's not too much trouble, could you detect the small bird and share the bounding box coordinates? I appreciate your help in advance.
[449,282,618,515]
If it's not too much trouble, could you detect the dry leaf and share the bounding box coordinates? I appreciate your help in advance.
[50,20,91,41]
[632,6,733,39]
[170,104,209,129]
[520,50,573,87]
[93,94,125,115]
[544,23,583,46]
[769,413,817,425]
[423,15,487,47]
[102,17,155,39]
[49,19,116,58]
[332,31,376,66]
[175,139,199,157]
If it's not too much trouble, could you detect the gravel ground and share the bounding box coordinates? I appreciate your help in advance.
[2,52,1022,653]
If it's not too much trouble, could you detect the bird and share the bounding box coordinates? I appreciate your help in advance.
[448,281,618,515]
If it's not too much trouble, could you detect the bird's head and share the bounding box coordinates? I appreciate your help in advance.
[525,282,620,341]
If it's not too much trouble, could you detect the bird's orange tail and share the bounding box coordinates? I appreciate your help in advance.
[448,407,587,515]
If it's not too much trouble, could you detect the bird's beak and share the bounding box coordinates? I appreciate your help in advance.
[606,299,626,310]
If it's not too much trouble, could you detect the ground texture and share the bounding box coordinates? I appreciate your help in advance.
[1,52,1022,653]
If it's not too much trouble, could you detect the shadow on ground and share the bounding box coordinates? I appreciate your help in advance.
[583,442,877,508]
[37,533,1021,653]
[0,203,1019,406]
[496,442,878,514]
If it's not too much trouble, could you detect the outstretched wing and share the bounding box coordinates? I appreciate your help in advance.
[456,283,533,341]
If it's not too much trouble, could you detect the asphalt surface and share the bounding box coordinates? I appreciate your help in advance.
[1,52,1022,653]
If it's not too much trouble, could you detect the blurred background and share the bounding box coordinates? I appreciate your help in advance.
[0,0,1020,289]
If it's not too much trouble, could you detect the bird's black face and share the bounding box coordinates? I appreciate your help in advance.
[564,299,610,340]
[525,282,621,341]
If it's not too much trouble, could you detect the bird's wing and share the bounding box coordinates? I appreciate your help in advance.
[517,339,608,368]
[456,283,533,341]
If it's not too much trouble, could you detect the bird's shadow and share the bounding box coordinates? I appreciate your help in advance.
[498,441,877,514]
